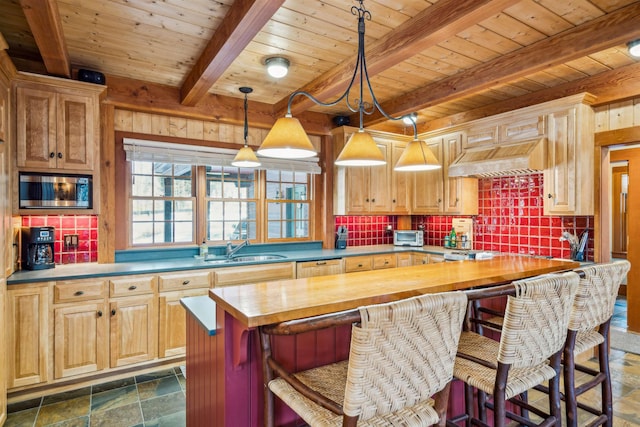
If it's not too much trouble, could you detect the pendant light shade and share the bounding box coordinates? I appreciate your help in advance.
[394,138,441,171]
[232,87,261,168]
[232,145,261,167]
[335,130,386,166]
[257,115,317,159]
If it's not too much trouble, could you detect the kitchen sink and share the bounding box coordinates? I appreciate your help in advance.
[229,254,287,262]
[204,254,287,264]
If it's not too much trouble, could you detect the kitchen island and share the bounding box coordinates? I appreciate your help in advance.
[184,256,579,427]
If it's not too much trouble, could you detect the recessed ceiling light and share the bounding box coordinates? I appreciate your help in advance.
[265,57,290,78]
[628,40,640,58]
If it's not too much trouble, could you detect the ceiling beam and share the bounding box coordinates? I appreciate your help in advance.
[363,1,640,126]
[275,0,521,118]
[406,61,640,134]
[180,0,285,107]
[19,0,70,78]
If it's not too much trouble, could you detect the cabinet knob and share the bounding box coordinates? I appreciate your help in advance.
[49,152,55,158]
[371,198,375,203]
[437,198,442,203]
[547,193,553,198]
[74,290,84,296]
[111,309,116,316]
[392,199,396,203]
[182,280,190,285]
[57,152,63,159]
[455,198,459,205]
[365,198,369,202]
[97,310,103,317]
[128,285,137,290]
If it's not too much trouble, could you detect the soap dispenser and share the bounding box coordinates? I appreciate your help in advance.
[199,239,208,257]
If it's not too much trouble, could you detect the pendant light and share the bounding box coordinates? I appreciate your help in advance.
[232,87,261,168]
[258,0,440,171]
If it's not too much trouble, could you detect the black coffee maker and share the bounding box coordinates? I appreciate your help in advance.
[22,226,55,270]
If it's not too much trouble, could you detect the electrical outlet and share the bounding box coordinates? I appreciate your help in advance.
[64,234,79,249]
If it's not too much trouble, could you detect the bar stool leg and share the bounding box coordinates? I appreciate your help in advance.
[564,330,578,427]
[599,322,613,427]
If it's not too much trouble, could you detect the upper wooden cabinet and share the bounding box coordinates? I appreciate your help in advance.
[544,103,594,215]
[333,127,410,215]
[14,73,104,172]
[412,132,478,215]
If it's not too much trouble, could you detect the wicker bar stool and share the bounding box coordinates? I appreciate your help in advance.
[260,291,468,427]
[452,272,579,427]
[563,260,630,427]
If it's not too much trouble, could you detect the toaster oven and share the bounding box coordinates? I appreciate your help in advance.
[393,230,424,247]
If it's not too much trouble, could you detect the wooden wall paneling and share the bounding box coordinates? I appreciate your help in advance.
[634,99,640,126]
[169,117,187,138]
[132,112,152,134]
[186,119,204,140]
[203,121,220,141]
[114,109,133,132]
[100,104,116,263]
[594,105,609,133]
[608,100,635,130]
[150,114,170,136]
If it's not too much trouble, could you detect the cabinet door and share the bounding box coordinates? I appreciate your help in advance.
[412,253,430,265]
[16,86,57,168]
[544,108,577,215]
[159,288,209,358]
[7,285,50,388]
[110,295,158,367]
[57,92,95,170]
[373,254,396,270]
[391,144,409,214]
[444,133,478,215]
[54,302,108,379]
[344,165,369,213]
[296,259,343,278]
[411,139,444,213]
[0,279,6,424]
[368,142,391,212]
[396,253,412,268]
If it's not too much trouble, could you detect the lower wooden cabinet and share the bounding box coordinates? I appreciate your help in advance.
[110,294,158,367]
[214,262,295,287]
[7,283,50,388]
[54,301,108,379]
[296,259,343,278]
[159,288,209,358]
[411,253,430,265]
[396,253,413,268]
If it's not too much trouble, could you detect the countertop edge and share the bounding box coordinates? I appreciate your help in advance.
[180,296,217,335]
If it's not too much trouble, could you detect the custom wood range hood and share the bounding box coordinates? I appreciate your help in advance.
[448,138,546,178]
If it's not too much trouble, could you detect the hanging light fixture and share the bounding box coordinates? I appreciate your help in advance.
[231,87,261,168]
[265,57,290,78]
[258,0,440,171]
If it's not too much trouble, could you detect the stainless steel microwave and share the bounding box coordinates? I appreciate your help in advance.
[19,172,93,209]
[393,230,424,247]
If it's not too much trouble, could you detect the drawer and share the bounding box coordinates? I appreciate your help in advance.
[296,259,343,278]
[373,254,396,270]
[158,271,211,291]
[54,279,107,303]
[344,256,372,273]
[110,275,157,297]
[215,262,295,287]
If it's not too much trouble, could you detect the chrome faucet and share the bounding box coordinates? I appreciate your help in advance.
[226,240,250,258]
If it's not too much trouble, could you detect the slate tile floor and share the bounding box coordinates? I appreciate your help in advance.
[5,367,185,427]
[5,299,638,426]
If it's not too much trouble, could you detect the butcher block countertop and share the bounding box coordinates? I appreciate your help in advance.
[210,255,579,328]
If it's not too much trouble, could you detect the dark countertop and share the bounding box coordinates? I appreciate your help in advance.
[7,244,456,285]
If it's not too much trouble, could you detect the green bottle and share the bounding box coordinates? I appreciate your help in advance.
[450,227,457,248]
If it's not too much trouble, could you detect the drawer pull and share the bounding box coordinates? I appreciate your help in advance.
[182,280,190,285]
[316,261,327,266]
[74,290,84,296]
[111,309,116,316]
[357,263,363,267]
[128,285,137,290]
[97,310,103,317]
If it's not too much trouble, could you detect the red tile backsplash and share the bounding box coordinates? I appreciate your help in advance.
[22,215,99,265]
[336,173,593,261]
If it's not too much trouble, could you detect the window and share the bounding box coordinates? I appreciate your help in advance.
[127,160,313,247]
[266,170,310,239]
[130,161,195,245]
[205,165,258,241]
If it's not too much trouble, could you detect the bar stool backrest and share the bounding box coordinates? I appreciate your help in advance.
[568,260,631,332]
[342,291,468,421]
[498,272,579,369]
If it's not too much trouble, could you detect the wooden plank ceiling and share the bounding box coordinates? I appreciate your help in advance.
[1,0,640,134]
